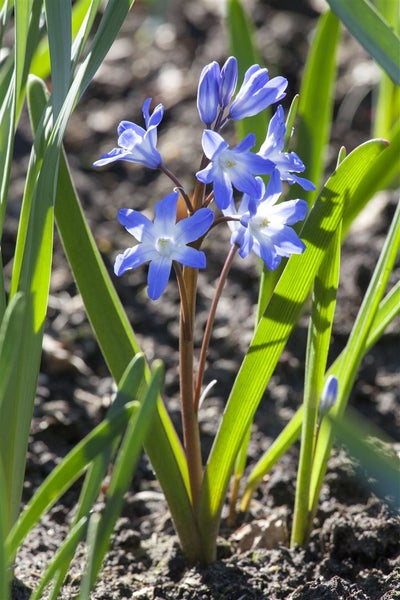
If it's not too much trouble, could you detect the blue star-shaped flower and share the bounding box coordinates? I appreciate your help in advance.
[258,105,315,194]
[223,179,308,270]
[196,130,274,210]
[93,98,163,170]
[114,192,214,300]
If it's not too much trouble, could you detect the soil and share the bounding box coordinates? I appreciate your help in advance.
[6,1,400,598]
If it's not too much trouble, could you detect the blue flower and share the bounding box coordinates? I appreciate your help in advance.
[229,65,287,120]
[223,179,308,270]
[196,130,274,210]
[258,105,315,194]
[93,98,163,170]
[114,192,214,300]
[197,57,238,126]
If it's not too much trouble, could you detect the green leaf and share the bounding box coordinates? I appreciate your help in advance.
[6,402,139,559]
[295,10,341,204]
[0,293,26,531]
[227,0,268,147]
[241,274,400,511]
[310,200,400,511]
[328,408,400,509]
[27,76,199,562]
[365,281,400,349]
[197,139,387,561]
[342,124,400,234]
[30,517,88,600]
[32,354,147,599]
[291,215,342,546]
[326,0,400,84]
[45,0,72,118]
[0,458,10,600]
[240,407,303,512]
[79,362,163,594]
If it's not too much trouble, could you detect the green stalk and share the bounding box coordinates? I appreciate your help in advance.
[290,219,341,547]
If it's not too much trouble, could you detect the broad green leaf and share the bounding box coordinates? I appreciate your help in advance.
[342,124,400,234]
[291,216,342,546]
[80,362,163,593]
[0,458,9,600]
[30,517,88,600]
[326,0,400,85]
[35,354,147,600]
[329,408,400,509]
[6,402,139,559]
[27,75,200,561]
[365,281,400,349]
[0,293,26,531]
[197,139,387,561]
[310,200,400,511]
[241,276,400,511]
[296,10,341,205]
[227,0,268,146]
[373,0,400,138]
[45,0,72,118]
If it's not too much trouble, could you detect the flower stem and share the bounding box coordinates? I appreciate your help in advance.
[194,244,238,412]
[160,164,193,213]
[179,264,203,508]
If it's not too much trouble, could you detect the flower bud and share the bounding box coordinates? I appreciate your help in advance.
[197,61,220,125]
[319,375,338,417]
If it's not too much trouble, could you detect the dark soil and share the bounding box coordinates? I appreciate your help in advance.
[7,1,399,598]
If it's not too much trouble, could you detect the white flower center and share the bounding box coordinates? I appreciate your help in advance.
[219,150,237,171]
[155,236,175,257]
[251,214,270,231]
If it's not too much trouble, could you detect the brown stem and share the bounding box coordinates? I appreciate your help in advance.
[194,244,238,412]
[179,264,203,508]
[160,164,193,213]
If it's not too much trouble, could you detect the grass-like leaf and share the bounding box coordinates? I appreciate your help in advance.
[197,139,387,561]
[295,10,341,205]
[291,215,342,546]
[310,200,400,512]
[326,0,400,85]
[45,0,72,118]
[328,408,400,509]
[79,362,164,594]
[227,0,267,147]
[0,458,9,600]
[5,402,139,560]
[30,354,147,600]
[30,517,88,600]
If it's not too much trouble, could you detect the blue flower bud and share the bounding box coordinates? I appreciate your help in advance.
[197,61,220,126]
[319,375,339,417]
[219,56,238,108]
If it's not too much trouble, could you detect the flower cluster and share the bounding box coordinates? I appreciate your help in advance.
[94,56,315,300]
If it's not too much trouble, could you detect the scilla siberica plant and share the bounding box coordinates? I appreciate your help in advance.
[94,56,315,560]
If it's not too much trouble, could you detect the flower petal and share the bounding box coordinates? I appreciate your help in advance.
[269,199,308,225]
[175,208,214,244]
[117,208,153,241]
[153,192,179,232]
[147,258,172,300]
[173,246,207,269]
[201,129,228,160]
[114,245,154,276]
